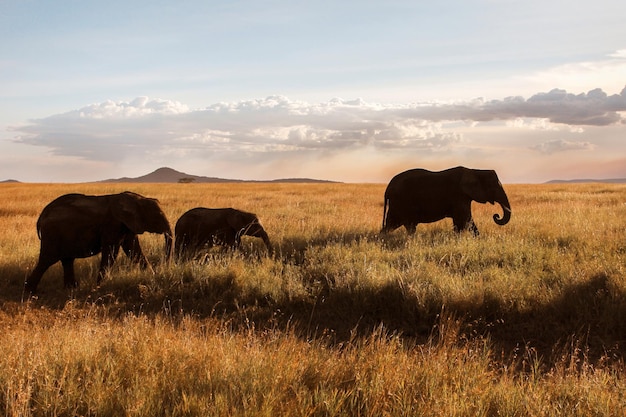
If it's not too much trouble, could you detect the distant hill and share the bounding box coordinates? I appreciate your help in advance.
[100,167,338,184]
[0,179,20,184]
[546,178,626,184]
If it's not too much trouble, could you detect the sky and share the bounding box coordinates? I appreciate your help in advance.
[1,0,625,184]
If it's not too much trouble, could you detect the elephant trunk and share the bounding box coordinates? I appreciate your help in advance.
[164,231,173,261]
[493,191,512,226]
[260,231,273,256]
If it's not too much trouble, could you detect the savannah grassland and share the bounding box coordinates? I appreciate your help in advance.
[0,181,625,416]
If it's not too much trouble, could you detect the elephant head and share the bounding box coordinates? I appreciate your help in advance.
[460,169,511,226]
[113,191,173,259]
[227,210,273,255]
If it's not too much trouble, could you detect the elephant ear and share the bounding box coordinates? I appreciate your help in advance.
[226,210,253,231]
[460,169,487,202]
[111,192,146,234]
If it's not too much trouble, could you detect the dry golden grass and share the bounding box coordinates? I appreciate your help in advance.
[0,181,625,416]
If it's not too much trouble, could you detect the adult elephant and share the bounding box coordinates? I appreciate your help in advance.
[25,191,172,293]
[381,166,511,236]
[175,208,272,259]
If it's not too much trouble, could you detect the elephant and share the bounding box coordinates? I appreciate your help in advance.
[25,191,172,293]
[381,166,511,236]
[174,207,272,259]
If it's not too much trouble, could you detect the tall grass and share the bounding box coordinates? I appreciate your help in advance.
[0,182,625,416]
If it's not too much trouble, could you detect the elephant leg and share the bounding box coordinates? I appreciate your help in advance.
[218,229,238,250]
[452,217,465,233]
[121,235,150,269]
[380,221,394,233]
[404,223,417,235]
[97,244,120,284]
[179,242,198,260]
[61,258,78,288]
[25,255,57,293]
[177,235,205,260]
[453,216,479,236]
[381,210,401,234]
[468,219,480,236]
[177,235,202,260]
[174,236,186,259]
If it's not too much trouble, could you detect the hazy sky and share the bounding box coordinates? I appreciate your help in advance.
[1,0,625,183]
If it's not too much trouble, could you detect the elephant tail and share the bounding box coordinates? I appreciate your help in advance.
[382,197,389,231]
[36,219,43,240]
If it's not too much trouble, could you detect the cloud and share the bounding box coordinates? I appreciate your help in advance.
[522,88,626,126]
[11,88,626,165]
[408,87,626,126]
[531,139,595,154]
[13,95,462,161]
[520,50,626,99]
[76,97,190,118]
[609,49,626,59]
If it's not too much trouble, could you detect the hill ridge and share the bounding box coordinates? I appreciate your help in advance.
[545,178,626,184]
[100,167,338,184]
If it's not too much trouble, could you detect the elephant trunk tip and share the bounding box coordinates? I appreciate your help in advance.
[493,204,511,226]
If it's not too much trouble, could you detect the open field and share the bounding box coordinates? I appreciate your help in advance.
[1,182,625,416]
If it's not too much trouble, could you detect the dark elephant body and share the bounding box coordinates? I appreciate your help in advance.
[175,207,272,258]
[382,166,511,235]
[25,191,172,293]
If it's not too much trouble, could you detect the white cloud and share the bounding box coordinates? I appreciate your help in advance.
[13,96,468,161]
[531,139,595,154]
[609,49,626,58]
[519,50,626,98]
[506,118,560,131]
[77,97,190,119]
[8,88,626,182]
[506,118,586,133]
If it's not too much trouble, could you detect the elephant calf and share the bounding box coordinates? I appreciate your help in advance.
[174,207,272,259]
[25,191,172,293]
